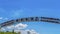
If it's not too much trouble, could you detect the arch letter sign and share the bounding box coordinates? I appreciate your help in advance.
[0,17,60,27]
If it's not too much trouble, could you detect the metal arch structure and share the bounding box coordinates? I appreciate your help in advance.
[0,16,60,28]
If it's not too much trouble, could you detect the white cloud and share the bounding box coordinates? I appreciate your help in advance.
[15,23,28,29]
[6,23,28,30]
[0,28,6,31]
[0,17,9,23]
[0,17,8,20]
[7,25,15,29]
[26,29,39,34]
[0,17,3,20]
[30,29,39,34]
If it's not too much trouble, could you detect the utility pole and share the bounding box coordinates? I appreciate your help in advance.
[0,25,1,31]
[0,25,1,34]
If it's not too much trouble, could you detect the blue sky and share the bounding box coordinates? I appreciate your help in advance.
[0,0,60,34]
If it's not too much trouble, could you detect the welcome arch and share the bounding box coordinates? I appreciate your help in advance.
[0,16,60,28]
